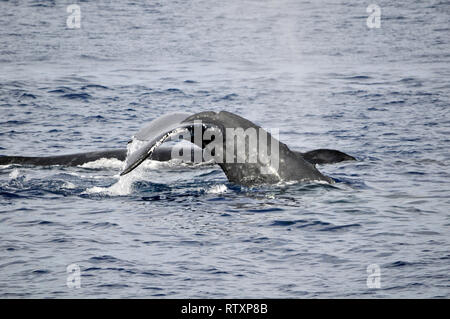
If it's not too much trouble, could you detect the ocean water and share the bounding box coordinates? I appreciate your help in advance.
[0,0,449,298]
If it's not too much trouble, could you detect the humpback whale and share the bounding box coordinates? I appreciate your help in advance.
[0,111,355,186]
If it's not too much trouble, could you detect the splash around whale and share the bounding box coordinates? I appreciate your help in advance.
[0,111,356,187]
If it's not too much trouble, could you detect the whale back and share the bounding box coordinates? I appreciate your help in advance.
[0,150,127,166]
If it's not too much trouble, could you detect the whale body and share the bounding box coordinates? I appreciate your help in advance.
[120,111,355,186]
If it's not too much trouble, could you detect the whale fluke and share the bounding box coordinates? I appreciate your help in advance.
[121,111,339,186]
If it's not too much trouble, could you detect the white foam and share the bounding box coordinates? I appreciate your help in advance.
[206,184,228,194]
[84,172,137,196]
[274,179,332,187]
[79,158,124,169]
[9,169,22,180]
[63,182,76,189]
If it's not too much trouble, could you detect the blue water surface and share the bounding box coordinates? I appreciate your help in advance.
[0,0,449,298]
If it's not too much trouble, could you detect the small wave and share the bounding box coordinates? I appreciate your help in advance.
[166,88,184,93]
[61,93,92,100]
[318,223,361,232]
[0,191,23,198]
[247,207,284,213]
[20,93,36,99]
[90,222,119,229]
[48,87,74,94]
[97,284,130,288]
[32,269,50,275]
[85,115,106,122]
[81,84,109,90]
[270,219,357,232]
[213,93,238,101]
[271,220,305,226]
[386,261,415,268]
[384,100,405,105]
[62,182,76,189]
[80,54,113,62]
[342,75,372,80]
[0,120,31,126]
[89,255,120,263]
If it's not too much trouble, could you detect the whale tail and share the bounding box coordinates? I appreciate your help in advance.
[121,111,334,186]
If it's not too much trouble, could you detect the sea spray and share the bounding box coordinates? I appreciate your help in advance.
[84,170,138,196]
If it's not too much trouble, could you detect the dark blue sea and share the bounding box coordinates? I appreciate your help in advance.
[0,0,449,298]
